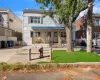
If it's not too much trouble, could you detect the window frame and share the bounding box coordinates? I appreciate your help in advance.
[30,16,42,24]
[94,32,100,38]
[95,20,100,26]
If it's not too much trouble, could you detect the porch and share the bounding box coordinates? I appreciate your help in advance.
[31,29,66,46]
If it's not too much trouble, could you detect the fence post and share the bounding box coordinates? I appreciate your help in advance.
[28,49,31,61]
[51,47,52,60]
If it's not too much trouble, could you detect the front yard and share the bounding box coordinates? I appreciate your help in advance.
[51,50,100,63]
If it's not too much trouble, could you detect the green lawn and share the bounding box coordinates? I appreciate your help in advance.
[51,50,100,63]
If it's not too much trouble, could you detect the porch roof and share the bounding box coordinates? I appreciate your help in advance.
[32,26,64,29]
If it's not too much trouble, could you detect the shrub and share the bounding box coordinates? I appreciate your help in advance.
[11,63,24,70]
[25,64,41,70]
[0,62,11,71]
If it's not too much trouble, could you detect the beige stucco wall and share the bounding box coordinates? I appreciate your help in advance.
[8,10,22,33]
[0,9,22,42]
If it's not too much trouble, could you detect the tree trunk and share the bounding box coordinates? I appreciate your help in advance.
[66,25,73,53]
[87,24,92,52]
[87,0,93,53]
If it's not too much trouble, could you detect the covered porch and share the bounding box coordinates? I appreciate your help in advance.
[31,29,66,45]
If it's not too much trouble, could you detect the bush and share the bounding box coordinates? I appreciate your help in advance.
[25,64,41,70]
[11,63,24,70]
[0,62,11,71]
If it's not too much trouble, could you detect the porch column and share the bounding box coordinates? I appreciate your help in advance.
[58,31,61,46]
[45,31,48,43]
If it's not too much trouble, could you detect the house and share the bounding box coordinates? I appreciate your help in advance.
[23,9,75,46]
[75,14,100,39]
[0,8,22,47]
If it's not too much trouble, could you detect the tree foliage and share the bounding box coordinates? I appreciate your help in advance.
[36,0,87,25]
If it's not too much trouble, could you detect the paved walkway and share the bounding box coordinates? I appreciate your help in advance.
[0,46,99,64]
[0,46,51,64]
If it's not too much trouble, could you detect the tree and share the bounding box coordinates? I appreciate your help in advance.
[87,0,93,53]
[36,0,87,53]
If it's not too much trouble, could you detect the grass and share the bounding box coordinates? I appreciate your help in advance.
[51,50,100,63]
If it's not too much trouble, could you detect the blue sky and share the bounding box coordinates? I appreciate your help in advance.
[0,0,100,20]
[0,0,40,19]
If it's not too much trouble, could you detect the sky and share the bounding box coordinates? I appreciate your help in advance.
[0,0,100,20]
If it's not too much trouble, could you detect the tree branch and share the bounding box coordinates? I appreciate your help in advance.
[72,6,88,22]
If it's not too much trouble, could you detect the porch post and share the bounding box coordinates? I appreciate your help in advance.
[51,31,54,43]
[45,30,48,43]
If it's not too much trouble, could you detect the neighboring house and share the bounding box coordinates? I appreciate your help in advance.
[0,8,22,47]
[75,14,100,39]
[23,9,75,46]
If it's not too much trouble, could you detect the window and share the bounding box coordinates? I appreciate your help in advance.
[95,20,100,26]
[47,32,51,37]
[30,17,41,24]
[61,32,66,37]
[94,32,100,38]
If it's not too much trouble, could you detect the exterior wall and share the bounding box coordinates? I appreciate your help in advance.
[23,11,76,45]
[8,10,22,33]
[93,17,100,32]
[0,9,22,44]
[0,13,8,28]
[75,15,100,39]
[23,13,62,45]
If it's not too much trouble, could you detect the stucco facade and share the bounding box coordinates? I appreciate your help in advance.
[23,9,75,46]
[0,8,22,45]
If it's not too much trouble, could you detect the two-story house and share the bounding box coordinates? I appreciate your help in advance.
[0,8,22,47]
[23,9,76,46]
[75,14,100,42]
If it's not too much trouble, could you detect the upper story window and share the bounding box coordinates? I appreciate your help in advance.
[95,20,100,26]
[29,16,42,24]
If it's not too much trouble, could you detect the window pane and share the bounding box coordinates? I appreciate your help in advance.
[33,20,37,23]
[95,32,99,38]
[38,20,40,23]
[30,32,33,37]
[95,20,100,26]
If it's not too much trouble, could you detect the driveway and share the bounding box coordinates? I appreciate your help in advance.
[0,48,18,62]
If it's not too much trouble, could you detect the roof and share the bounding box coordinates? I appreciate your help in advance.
[0,8,9,11]
[23,9,55,14]
[93,13,100,17]
[0,8,9,13]
[32,26,64,29]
